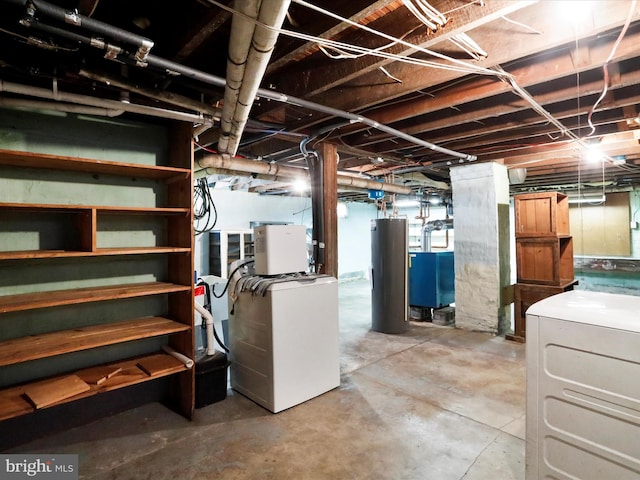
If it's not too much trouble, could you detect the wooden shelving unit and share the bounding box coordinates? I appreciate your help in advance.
[508,192,576,343]
[0,125,195,423]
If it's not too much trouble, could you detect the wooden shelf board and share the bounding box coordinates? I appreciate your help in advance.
[0,282,191,313]
[0,317,190,367]
[0,149,189,179]
[0,202,189,215]
[0,247,191,260]
[0,353,188,421]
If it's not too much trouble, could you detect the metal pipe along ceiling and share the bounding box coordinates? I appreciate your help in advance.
[197,154,412,194]
[0,80,213,124]
[219,0,291,156]
[3,0,475,162]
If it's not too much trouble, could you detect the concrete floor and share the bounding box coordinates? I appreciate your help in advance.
[7,278,526,479]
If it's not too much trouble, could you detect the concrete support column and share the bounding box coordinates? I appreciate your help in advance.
[450,162,511,334]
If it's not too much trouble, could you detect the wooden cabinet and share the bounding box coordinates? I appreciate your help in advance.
[0,130,195,422]
[515,192,569,237]
[515,236,574,285]
[509,192,575,342]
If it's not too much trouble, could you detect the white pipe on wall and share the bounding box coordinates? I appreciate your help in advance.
[194,301,217,356]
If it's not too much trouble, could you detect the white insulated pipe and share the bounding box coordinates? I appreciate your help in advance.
[219,0,291,156]
[219,0,261,153]
[194,301,217,356]
[0,80,214,125]
[226,0,291,155]
[0,97,124,117]
[197,153,412,194]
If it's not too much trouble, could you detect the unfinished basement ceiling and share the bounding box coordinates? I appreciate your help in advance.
[1,0,639,201]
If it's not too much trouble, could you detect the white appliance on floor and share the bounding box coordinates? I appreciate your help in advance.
[526,290,640,480]
[229,275,340,413]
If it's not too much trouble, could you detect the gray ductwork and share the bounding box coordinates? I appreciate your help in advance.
[421,218,453,252]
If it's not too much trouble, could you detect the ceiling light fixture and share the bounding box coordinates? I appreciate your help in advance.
[557,0,594,23]
[583,146,603,163]
[568,194,606,204]
[293,179,308,192]
[395,199,420,208]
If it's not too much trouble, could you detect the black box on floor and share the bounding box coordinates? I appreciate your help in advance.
[195,351,229,408]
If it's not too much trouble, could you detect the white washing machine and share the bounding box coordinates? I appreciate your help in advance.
[526,290,640,479]
[228,275,340,413]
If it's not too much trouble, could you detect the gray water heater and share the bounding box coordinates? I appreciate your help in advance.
[371,218,408,334]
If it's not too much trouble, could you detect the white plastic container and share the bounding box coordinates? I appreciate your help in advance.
[253,224,307,275]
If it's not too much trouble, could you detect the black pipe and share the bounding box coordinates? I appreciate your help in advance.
[31,19,105,48]
[28,0,153,51]
[2,0,476,162]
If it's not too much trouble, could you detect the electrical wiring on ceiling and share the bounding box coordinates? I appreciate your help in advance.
[284,0,626,159]
[289,0,499,76]
[206,0,499,76]
[402,0,446,31]
[206,0,635,169]
[586,0,637,137]
[500,15,543,35]
[402,0,487,60]
[317,25,421,61]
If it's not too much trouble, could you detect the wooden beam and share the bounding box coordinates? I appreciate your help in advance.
[342,25,640,147]
[371,90,640,157]
[320,142,338,278]
[269,0,531,99]
[172,9,231,62]
[285,1,639,119]
[266,0,403,75]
